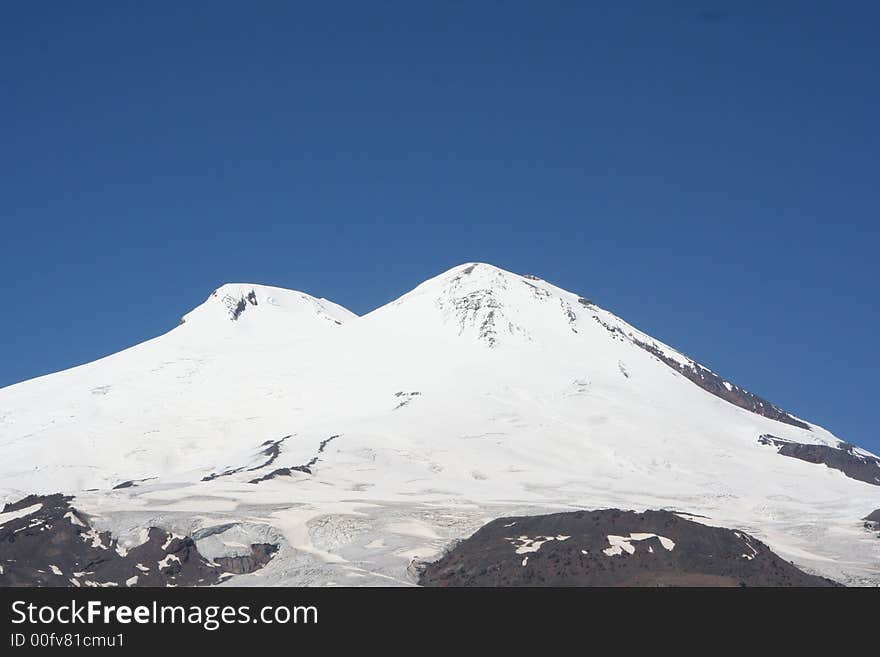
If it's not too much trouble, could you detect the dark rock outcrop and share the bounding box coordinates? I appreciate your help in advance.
[0,494,277,587]
[249,435,339,483]
[248,466,311,483]
[317,435,339,453]
[759,435,880,486]
[248,436,290,471]
[111,476,155,490]
[865,510,880,536]
[588,313,808,429]
[203,435,291,482]
[202,466,245,482]
[419,509,838,587]
[215,544,278,574]
[393,391,421,410]
[630,335,810,429]
[227,289,258,321]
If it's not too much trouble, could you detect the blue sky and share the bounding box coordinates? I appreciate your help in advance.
[2,2,877,452]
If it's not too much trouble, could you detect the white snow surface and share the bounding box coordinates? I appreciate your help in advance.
[0,503,43,527]
[0,263,878,585]
[603,533,675,556]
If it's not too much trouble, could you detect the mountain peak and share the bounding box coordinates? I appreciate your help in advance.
[368,262,585,347]
[436,261,539,283]
[179,283,356,334]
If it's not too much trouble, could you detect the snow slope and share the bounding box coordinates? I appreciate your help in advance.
[1,264,878,585]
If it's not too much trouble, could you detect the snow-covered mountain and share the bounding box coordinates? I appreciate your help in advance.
[1,263,878,586]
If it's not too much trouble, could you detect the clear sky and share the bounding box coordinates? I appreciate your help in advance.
[2,2,877,452]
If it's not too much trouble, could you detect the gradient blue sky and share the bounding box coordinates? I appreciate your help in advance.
[2,2,877,452]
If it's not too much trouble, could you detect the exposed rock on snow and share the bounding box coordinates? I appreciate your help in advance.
[224,288,259,321]
[0,494,277,587]
[393,391,421,410]
[588,313,809,428]
[248,434,339,482]
[179,283,355,334]
[864,510,880,537]
[418,510,839,587]
[759,435,880,486]
[203,435,292,482]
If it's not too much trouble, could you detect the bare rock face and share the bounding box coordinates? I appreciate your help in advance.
[759,435,880,486]
[0,494,277,587]
[865,510,880,537]
[586,312,809,429]
[418,509,839,587]
[629,337,809,429]
[225,289,259,321]
[215,544,278,575]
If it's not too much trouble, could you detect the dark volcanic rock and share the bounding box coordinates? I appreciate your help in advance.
[629,335,809,430]
[393,392,421,410]
[419,509,838,587]
[318,435,339,453]
[228,289,258,321]
[588,313,808,429]
[248,466,310,483]
[247,435,290,472]
[248,434,339,483]
[0,494,277,587]
[759,435,880,486]
[215,544,278,574]
[204,435,291,482]
[111,476,155,490]
[865,510,880,536]
[202,466,245,482]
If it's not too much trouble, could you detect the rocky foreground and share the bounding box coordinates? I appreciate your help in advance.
[419,509,840,587]
[0,494,277,587]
